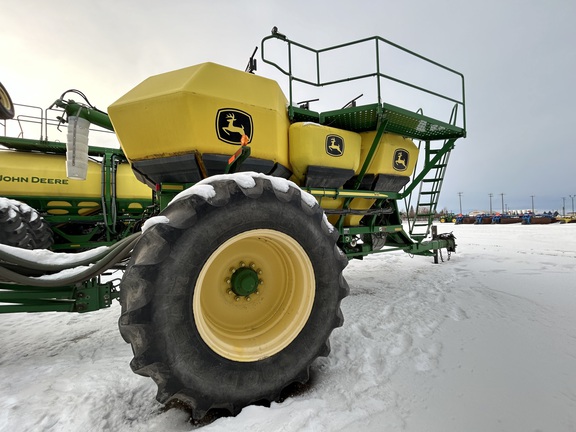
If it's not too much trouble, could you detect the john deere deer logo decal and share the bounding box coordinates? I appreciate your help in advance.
[325,135,344,157]
[393,149,409,171]
[216,109,253,145]
[224,113,244,136]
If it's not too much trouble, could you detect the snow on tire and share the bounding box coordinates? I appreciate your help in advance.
[0,198,53,249]
[119,173,349,419]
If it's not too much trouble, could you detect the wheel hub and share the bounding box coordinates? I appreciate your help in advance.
[230,267,259,297]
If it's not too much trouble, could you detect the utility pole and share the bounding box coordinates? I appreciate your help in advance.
[489,193,493,214]
[500,193,505,214]
[531,195,535,214]
[562,197,566,216]
[570,195,575,215]
[458,192,463,214]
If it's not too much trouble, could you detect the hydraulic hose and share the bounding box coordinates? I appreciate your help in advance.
[0,233,140,287]
[0,233,140,271]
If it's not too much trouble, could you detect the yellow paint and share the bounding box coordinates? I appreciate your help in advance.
[289,122,361,183]
[1,150,152,216]
[193,229,315,362]
[116,164,152,199]
[47,201,72,207]
[0,151,150,200]
[78,208,99,216]
[358,131,418,177]
[47,209,69,215]
[160,184,185,191]
[108,62,290,168]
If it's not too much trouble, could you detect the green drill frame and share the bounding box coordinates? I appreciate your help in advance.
[0,277,117,313]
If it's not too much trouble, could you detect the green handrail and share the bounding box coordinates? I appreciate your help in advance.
[260,27,466,133]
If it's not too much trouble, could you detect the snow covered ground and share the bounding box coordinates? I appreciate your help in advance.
[1,223,575,432]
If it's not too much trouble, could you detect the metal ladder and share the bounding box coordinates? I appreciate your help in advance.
[407,143,452,241]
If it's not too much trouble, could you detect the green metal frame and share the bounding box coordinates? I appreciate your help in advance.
[261,29,466,258]
[0,277,117,313]
[261,29,466,132]
[0,105,154,250]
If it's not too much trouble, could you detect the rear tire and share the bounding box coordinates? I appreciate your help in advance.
[119,174,348,419]
[0,82,15,120]
[0,198,53,249]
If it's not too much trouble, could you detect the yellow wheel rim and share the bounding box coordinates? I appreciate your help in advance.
[0,87,12,112]
[193,229,315,362]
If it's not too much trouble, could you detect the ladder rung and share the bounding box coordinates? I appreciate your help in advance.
[410,146,453,241]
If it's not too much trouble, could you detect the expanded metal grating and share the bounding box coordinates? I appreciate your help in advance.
[289,103,465,141]
[380,103,465,141]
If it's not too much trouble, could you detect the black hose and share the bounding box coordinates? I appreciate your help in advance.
[0,233,140,271]
[0,233,140,287]
[57,89,108,116]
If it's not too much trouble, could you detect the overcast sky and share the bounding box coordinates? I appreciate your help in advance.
[2,0,575,214]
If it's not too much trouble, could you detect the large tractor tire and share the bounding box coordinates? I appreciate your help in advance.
[0,198,53,249]
[0,82,15,120]
[119,174,349,419]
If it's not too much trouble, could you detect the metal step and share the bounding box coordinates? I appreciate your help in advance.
[408,142,452,241]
